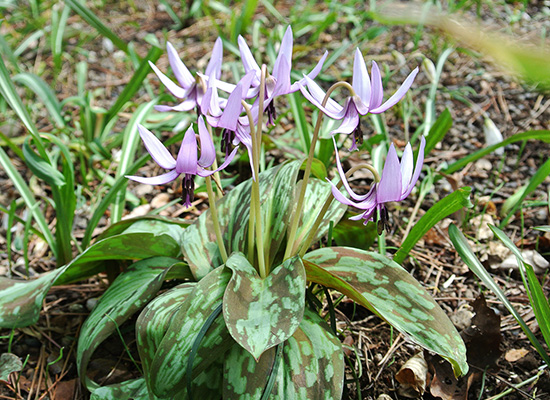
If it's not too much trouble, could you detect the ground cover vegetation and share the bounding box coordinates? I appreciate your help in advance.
[0,0,549,399]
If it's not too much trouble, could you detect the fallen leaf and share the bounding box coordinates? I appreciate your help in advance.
[505,348,529,363]
[0,353,22,383]
[396,352,428,397]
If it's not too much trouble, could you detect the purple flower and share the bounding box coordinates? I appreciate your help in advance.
[238,26,327,124]
[126,116,238,207]
[149,39,223,113]
[300,48,419,150]
[329,136,425,232]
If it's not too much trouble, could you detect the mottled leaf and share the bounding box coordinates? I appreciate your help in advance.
[223,308,345,399]
[90,378,156,400]
[0,231,182,329]
[98,216,185,246]
[136,283,196,387]
[304,247,468,376]
[77,256,181,391]
[149,267,233,397]
[223,253,306,360]
[0,353,22,382]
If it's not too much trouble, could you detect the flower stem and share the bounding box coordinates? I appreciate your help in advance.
[298,163,378,257]
[205,175,228,263]
[284,81,355,261]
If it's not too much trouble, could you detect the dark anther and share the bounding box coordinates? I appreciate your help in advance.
[376,206,390,235]
[266,101,277,126]
[220,128,235,157]
[182,174,195,205]
[354,125,364,148]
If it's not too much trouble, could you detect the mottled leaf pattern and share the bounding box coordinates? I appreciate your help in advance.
[303,247,468,376]
[182,160,344,280]
[77,257,180,391]
[223,253,306,360]
[136,283,196,385]
[149,267,233,397]
[0,353,23,382]
[223,308,345,400]
[90,378,155,400]
[0,232,180,328]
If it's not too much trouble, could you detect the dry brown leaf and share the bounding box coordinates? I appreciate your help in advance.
[396,352,428,397]
[505,348,530,363]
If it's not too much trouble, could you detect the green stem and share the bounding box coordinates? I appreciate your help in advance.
[284,81,355,260]
[205,175,228,263]
[298,163,378,257]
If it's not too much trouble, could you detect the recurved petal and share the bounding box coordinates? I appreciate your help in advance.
[299,75,344,118]
[205,37,223,79]
[198,145,239,177]
[352,48,371,103]
[369,61,383,110]
[166,42,194,88]
[149,61,187,99]
[137,124,176,170]
[126,169,179,185]
[273,26,293,77]
[154,99,196,113]
[217,71,255,131]
[377,143,403,203]
[402,135,425,198]
[197,116,216,168]
[238,35,261,86]
[400,142,414,195]
[289,51,328,92]
[370,67,418,114]
[332,137,374,202]
[176,126,198,175]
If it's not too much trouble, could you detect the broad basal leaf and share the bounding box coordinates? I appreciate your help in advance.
[136,283,196,387]
[223,308,345,400]
[77,256,181,391]
[90,378,156,400]
[304,247,468,376]
[0,353,23,382]
[223,253,306,360]
[149,267,233,397]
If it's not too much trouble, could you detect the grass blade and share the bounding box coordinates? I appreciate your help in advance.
[64,0,129,54]
[448,223,550,366]
[393,187,473,264]
[13,72,66,128]
[0,146,57,258]
[500,158,550,227]
[442,130,550,175]
[489,225,550,352]
[110,100,157,223]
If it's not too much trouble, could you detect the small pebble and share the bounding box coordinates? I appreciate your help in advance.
[86,298,99,311]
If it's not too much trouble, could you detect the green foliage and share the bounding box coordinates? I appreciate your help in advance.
[448,224,550,367]
[303,247,468,376]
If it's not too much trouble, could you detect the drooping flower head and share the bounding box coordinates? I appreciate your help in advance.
[238,26,327,124]
[150,39,223,113]
[300,48,419,150]
[329,136,426,233]
[126,116,238,208]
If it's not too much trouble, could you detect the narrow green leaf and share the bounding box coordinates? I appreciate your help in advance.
[500,158,550,227]
[13,73,65,127]
[223,253,306,360]
[111,100,157,223]
[105,45,163,123]
[424,108,452,156]
[0,54,47,157]
[64,0,129,54]
[393,187,472,264]
[289,91,310,154]
[489,225,550,351]
[0,146,56,258]
[448,224,550,366]
[22,139,65,186]
[77,257,181,391]
[304,247,468,376]
[442,130,550,175]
